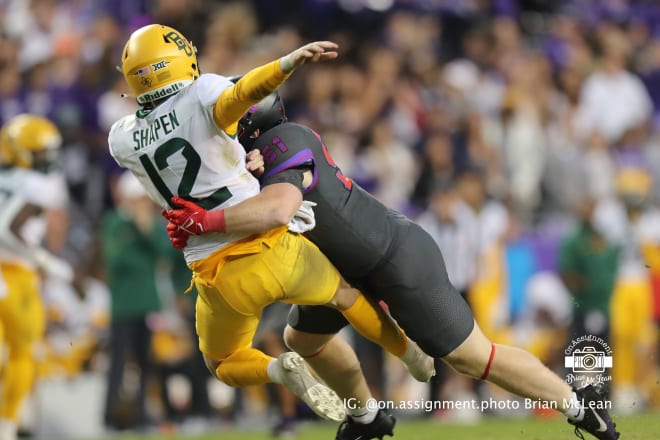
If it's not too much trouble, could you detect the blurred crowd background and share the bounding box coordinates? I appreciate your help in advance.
[2,0,660,438]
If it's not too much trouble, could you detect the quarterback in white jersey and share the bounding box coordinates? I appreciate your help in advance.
[109,73,261,263]
[108,24,424,425]
[0,114,71,440]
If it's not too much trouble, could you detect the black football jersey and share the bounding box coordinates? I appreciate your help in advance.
[255,123,477,358]
[253,122,406,279]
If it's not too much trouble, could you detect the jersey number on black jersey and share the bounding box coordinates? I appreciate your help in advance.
[262,131,352,192]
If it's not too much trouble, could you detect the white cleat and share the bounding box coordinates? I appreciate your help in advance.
[276,352,346,422]
[400,339,436,382]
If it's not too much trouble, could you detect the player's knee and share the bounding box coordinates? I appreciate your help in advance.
[283,325,314,352]
[442,340,491,378]
[441,322,493,378]
[444,350,486,378]
[283,325,325,355]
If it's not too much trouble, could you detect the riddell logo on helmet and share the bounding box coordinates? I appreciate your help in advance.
[139,82,186,103]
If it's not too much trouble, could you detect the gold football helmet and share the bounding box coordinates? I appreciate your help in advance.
[616,167,652,208]
[0,114,62,170]
[121,24,200,105]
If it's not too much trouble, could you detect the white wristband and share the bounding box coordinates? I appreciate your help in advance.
[279,55,295,73]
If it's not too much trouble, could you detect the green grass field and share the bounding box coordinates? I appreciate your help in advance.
[109,412,658,440]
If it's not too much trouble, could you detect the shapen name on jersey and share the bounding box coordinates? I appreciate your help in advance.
[133,109,180,150]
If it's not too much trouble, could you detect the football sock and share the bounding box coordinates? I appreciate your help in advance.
[341,294,408,357]
[267,358,285,384]
[400,340,424,363]
[215,347,274,387]
[348,406,378,424]
[565,392,585,421]
[0,351,35,420]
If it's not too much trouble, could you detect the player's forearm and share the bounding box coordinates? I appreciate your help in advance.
[214,41,337,133]
[223,183,302,234]
[214,60,290,132]
[223,203,291,234]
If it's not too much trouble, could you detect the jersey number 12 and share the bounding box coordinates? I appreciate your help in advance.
[139,138,232,209]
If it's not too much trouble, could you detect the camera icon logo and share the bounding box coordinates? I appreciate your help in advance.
[565,346,613,373]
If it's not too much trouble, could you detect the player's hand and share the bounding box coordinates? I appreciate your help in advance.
[280,41,338,73]
[166,221,190,249]
[246,149,265,177]
[162,196,208,235]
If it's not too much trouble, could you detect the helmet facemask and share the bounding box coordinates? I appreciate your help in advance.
[237,92,288,150]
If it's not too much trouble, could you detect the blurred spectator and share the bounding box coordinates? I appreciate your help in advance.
[459,166,510,342]
[417,183,479,298]
[583,133,617,201]
[489,52,554,223]
[0,64,24,125]
[154,267,215,430]
[355,118,418,213]
[573,27,653,145]
[412,131,456,210]
[592,167,658,413]
[514,272,572,372]
[640,37,660,123]
[101,171,167,431]
[416,183,481,421]
[558,198,619,344]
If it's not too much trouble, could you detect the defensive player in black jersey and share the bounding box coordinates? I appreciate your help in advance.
[165,92,619,440]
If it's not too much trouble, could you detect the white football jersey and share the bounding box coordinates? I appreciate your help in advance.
[108,74,261,264]
[0,168,68,267]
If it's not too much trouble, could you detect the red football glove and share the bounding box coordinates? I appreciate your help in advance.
[166,221,190,249]
[163,196,226,235]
